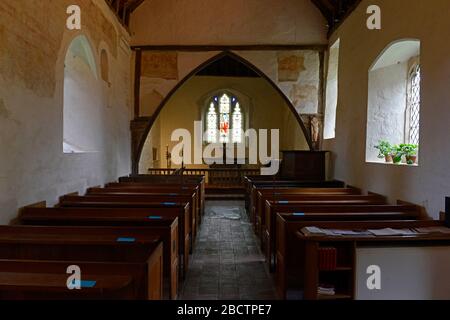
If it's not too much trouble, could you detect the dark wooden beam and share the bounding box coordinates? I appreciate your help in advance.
[130,44,328,52]
[328,0,363,36]
[311,0,363,37]
[133,49,142,119]
[311,0,333,26]
[127,0,146,13]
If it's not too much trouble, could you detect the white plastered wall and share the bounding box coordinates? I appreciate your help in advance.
[323,0,450,219]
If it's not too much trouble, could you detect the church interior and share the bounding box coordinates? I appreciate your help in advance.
[1,0,450,301]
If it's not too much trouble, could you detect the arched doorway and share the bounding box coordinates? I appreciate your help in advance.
[135,51,313,173]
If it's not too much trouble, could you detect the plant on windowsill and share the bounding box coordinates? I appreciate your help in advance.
[374,140,394,163]
[400,144,419,165]
[391,145,404,164]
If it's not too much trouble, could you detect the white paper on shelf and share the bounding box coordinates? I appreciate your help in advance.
[414,226,450,234]
[368,228,417,236]
[301,226,335,236]
[329,229,372,236]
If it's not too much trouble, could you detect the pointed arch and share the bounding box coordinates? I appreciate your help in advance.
[133,51,313,173]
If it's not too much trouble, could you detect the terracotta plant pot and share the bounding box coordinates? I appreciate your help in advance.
[406,155,417,164]
[384,155,393,163]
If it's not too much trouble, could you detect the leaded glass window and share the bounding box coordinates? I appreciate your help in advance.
[207,103,217,143]
[206,93,243,143]
[232,102,242,143]
[408,65,421,145]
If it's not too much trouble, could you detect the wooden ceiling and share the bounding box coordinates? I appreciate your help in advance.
[106,0,362,34]
[105,0,145,26]
[311,0,362,34]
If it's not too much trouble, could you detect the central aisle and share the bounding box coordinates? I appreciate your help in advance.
[180,200,277,300]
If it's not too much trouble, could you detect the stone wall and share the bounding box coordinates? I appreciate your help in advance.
[0,0,132,223]
[130,0,327,46]
[139,50,321,118]
[139,76,310,172]
[323,0,450,219]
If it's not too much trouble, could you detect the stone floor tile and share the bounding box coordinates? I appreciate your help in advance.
[179,200,277,300]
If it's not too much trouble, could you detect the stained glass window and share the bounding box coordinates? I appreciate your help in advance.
[205,93,243,143]
[232,102,242,143]
[219,94,231,143]
[207,102,217,143]
[408,65,421,145]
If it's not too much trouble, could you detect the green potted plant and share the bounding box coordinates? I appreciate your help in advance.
[391,144,404,164]
[400,144,419,165]
[374,140,393,163]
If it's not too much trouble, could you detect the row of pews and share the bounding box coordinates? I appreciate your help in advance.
[245,176,450,300]
[1,174,205,300]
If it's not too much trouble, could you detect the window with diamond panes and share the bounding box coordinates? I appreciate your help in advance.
[408,65,421,145]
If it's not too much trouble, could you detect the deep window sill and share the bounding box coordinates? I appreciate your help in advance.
[366,160,419,167]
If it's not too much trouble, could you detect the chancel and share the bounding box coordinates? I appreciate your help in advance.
[1,0,450,303]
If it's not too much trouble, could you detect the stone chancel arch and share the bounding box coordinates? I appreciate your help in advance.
[136,51,317,172]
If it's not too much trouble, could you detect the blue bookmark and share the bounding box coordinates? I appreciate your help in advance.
[72,280,97,288]
[117,237,136,243]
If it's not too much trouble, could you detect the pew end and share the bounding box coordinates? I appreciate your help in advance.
[368,191,387,202]
[397,199,430,220]
[13,201,48,225]
[345,185,362,194]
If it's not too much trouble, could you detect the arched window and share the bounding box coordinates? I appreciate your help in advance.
[407,65,421,145]
[63,35,101,153]
[205,93,243,143]
[365,39,421,163]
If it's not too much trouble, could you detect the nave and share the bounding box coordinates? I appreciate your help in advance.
[2,0,450,304]
[180,201,277,300]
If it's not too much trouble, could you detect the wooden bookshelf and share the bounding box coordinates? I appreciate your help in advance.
[298,224,450,300]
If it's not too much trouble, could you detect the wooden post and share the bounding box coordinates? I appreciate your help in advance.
[134,49,142,119]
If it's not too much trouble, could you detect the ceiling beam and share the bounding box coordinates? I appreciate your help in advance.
[311,0,362,37]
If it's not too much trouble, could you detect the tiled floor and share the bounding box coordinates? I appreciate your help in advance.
[179,200,277,300]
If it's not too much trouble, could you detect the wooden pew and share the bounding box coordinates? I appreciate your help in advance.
[18,207,181,299]
[253,188,363,234]
[0,225,164,300]
[86,187,200,237]
[92,184,202,222]
[0,260,139,300]
[275,217,441,299]
[58,195,192,249]
[265,203,420,271]
[250,184,356,224]
[117,175,205,218]
[257,193,386,246]
[19,207,182,299]
[67,192,198,241]
[244,177,345,212]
